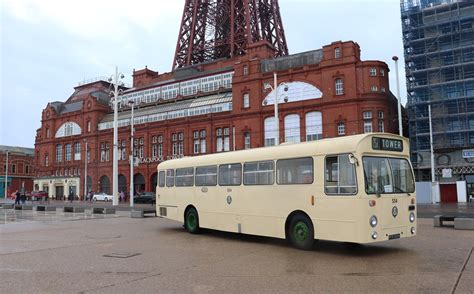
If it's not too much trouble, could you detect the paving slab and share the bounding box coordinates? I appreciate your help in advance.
[0,210,473,293]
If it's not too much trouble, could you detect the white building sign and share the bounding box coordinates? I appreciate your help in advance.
[462,150,474,158]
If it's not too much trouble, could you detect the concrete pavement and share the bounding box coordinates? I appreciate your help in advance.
[0,208,473,293]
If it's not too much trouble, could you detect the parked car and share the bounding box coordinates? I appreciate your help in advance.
[134,192,156,204]
[92,192,113,202]
[29,191,48,201]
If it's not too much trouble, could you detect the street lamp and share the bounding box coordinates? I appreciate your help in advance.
[4,150,9,199]
[262,72,289,146]
[83,139,88,200]
[392,56,403,136]
[108,67,125,206]
[128,100,137,207]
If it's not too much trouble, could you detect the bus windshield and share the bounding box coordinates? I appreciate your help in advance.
[363,157,415,195]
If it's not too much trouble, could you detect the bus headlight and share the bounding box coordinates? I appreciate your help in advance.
[411,227,416,235]
[371,231,378,240]
[370,215,378,227]
[409,212,415,223]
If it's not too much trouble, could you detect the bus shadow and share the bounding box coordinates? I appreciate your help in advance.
[159,227,408,256]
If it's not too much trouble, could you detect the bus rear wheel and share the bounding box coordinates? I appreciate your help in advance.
[185,207,200,234]
[289,214,314,250]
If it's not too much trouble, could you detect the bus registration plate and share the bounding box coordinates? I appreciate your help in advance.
[388,233,400,240]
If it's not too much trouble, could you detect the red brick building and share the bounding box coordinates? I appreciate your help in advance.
[1,146,35,199]
[34,40,400,198]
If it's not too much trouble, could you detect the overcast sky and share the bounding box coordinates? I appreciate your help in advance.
[0,0,407,148]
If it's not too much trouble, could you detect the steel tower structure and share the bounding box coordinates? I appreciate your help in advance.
[173,0,289,69]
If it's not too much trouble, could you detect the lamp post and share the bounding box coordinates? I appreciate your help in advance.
[83,139,88,200]
[4,150,8,199]
[129,100,136,207]
[263,72,289,146]
[392,56,403,136]
[108,67,125,206]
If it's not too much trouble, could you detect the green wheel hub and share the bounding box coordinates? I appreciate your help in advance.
[293,221,310,242]
[187,213,197,230]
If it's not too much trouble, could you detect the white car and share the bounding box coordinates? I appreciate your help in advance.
[92,192,113,202]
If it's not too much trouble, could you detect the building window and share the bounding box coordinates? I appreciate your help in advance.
[12,164,16,174]
[380,69,385,77]
[244,132,251,149]
[172,133,184,156]
[74,142,81,161]
[152,136,158,158]
[118,140,126,161]
[243,93,250,108]
[56,144,62,163]
[65,144,72,161]
[378,120,385,132]
[139,138,144,158]
[381,87,386,93]
[363,111,373,133]
[101,143,110,162]
[87,121,91,132]
[371,86,378,92]
[305,112,323,141]
[335,78,344,95]
[335,47,341,59]
[25,165,29,174]
[243,66,249,76]
[193,130,207,154]
[338,122,346,136]
[264,117,277,147]
[369,68,377,76]
[158,135,163,158]
[285,114,301,143]
[46,128,50,138]
[45,154,49,166]
[216,128,230,152]
[378,111,384,119]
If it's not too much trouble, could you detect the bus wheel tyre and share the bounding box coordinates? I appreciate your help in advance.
[185,208,200,234]
[289,214,314,250]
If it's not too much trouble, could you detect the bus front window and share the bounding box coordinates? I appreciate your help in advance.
[363,157,415,195]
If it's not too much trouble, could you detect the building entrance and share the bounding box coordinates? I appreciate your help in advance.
[55,186,64,200]
[466,175,474,203]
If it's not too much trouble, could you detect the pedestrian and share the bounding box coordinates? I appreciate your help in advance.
[68,191,74,203]
[120,191,125,203]
[21,192,26,204]
[89,191,93,202]
[14,190,21,205]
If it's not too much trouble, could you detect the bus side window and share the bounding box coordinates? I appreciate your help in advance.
[325,155,357,195]
[176,168,194,187]
[219,164,242,186]
[166,170,175,187]
[244,161,274,185]
[196,166,217,186]
[276,158,313,185]
[159,171,165,188]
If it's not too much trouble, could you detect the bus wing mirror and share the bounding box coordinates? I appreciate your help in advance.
[348,154,358,166]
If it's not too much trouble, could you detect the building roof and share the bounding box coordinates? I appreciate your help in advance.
[0,145,35,156]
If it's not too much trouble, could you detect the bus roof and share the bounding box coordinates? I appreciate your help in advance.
[158,133,409,170]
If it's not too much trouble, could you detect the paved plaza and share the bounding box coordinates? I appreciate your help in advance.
[0,205,473,294]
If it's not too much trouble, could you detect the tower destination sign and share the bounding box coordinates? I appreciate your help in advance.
[372,137,403,152]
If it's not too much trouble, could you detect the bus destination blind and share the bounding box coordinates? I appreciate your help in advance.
[372,137,403,152]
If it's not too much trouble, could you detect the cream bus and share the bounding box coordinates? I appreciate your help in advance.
[156,133,416,250]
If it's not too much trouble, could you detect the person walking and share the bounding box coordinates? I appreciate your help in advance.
[14,190,21,205]
[120,191,125,204]
[68,191,74,203]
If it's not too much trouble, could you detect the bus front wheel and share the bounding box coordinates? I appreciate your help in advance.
[289,214,314,250]
[185,207,200,234]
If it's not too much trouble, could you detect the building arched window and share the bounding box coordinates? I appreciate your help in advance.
[284,114,301,143]
[55,122,82,138]
[264,117,277,146]
[335,47,341,59]
[335,78,344,95]
[306,112,323,141]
